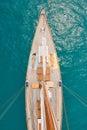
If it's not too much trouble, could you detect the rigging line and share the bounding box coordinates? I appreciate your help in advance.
[63,84,87,105]
[0,86,24,120]
[63,94,70,130]
[63,84,87,107]
[0,86,25,110]
[63,84,87,104]
[0,93,17,110]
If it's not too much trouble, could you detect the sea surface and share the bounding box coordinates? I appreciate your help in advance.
[0,0,87,130]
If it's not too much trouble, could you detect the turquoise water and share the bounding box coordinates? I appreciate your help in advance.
[0,0,87,130]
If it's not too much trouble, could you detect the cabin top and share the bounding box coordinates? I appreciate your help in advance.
[26,11,61,88]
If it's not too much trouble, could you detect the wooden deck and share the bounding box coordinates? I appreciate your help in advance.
[25,11,63,130]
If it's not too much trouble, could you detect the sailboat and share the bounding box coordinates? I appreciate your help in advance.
[25,10,63,130]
